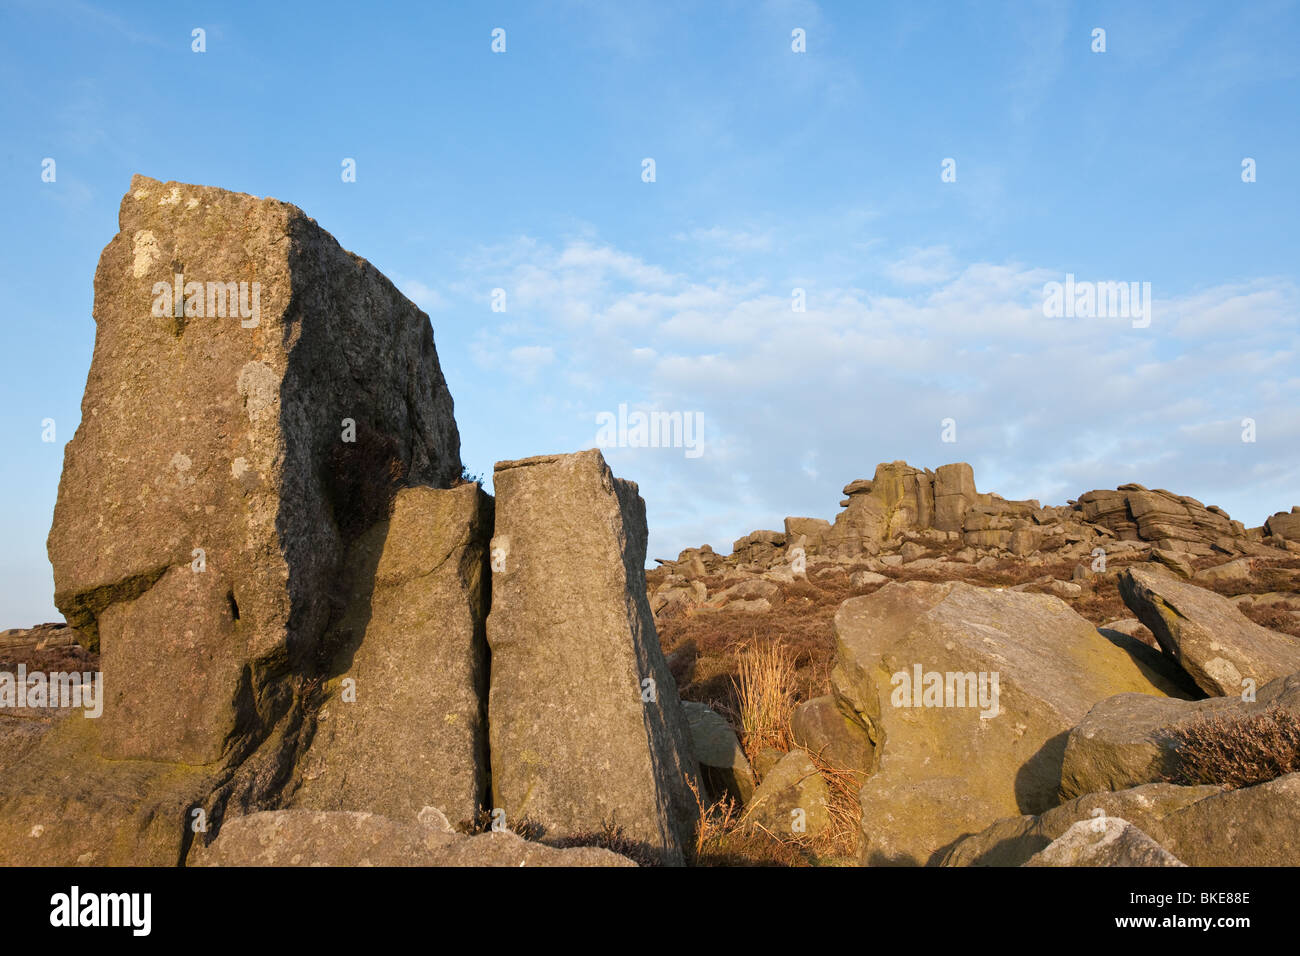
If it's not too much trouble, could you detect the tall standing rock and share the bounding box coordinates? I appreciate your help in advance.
[46,174,462,765]
[292,484,492,823]
[486,450,699,863]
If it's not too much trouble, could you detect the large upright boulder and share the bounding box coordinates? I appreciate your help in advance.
[1118,566,1300,696]
[486,450,699,863]
[46,175,461,766]
[832,581,1193,866]
[292,484,492,824]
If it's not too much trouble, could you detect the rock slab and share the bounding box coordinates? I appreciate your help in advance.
[486,450,698,863]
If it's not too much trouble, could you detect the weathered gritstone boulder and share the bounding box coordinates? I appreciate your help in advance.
[486,450,698,863]
[46,175,461,766]
[790,695,875,774]
[938,782,1217,866]
[1119,566,1300,696]
[1023,817,1185,867]
[1060,673,1300,799]
[193,810,635,866]
[1075,486,1243,548]
[292,484,491,823]
[682,702,756,805]
[1265,508,1300,541]
[743,749,831,838]
[942,775,1300,867]
[832,581,1194,866]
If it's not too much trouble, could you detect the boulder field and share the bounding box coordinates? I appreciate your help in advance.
[4,176,1299,867]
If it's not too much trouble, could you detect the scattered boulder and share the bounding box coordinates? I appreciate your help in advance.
[850,570,888,588]
[681,702,756,805]
[1060,672,1300,799]
[1023,817,1185,867]
[942,774,1300,867]
[832,581,1196,866]
[1193,557,1255,589]
[1150,548,1195,579]
[1118,566,1300,696]
[743,749,831,839]
[790,695,875,773]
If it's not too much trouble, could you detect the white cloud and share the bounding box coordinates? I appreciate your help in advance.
[452,234,1299,559]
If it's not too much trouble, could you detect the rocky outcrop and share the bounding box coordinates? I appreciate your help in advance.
[831,581,1195,866]
[486,450,699,863]
[1076,485,1245,552]
[193,810,634,866]
[46,174,462,766]
[292,484,492,823]
[1264,508,1300,541]
[1118,566,1300,696]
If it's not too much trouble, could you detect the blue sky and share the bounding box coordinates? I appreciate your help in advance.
[1,0,1297,625]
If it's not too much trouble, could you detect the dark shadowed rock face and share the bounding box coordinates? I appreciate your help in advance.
[486,449,699,864]
[46,175,461,765]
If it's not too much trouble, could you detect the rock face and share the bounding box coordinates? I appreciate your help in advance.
[831,581,1193,866]
[1077,485,1243,549]
[46,175,462,766]
[193,810,635,867]
[1118,566,1300,696]
[2,175,473,866]
[1023,817,1186,867]
[292,485,492,823]
[1265,508,1300,541]
[486,450,699,863]
[942,774,1300,867]
[1060,673,1300,799]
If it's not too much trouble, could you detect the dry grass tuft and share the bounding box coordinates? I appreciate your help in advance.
[732,640,798,764]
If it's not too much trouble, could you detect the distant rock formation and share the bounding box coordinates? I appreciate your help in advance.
[658,460,1297,589]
